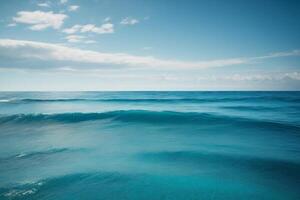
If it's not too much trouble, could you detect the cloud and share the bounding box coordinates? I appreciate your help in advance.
[64,35,97,44]
[65,35,86,43]
[60,0,68,4]
[284,72,300,80]
[7,23,17,27]
[68,5,79,12]
[37,3,50,7]
[62,23,114,34]
[62,24,81,34]
[120,17,139,25]
[13,11,67,30]
[0,39,299,70]
[85,40,97,44]
[0,39,247,69]
[254,50,300,59]
[201,72,300,81]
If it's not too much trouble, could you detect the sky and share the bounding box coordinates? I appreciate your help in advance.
[0,0,299,91]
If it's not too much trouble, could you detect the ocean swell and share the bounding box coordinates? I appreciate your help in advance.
[1,95,299,104]
[0,110,299,132]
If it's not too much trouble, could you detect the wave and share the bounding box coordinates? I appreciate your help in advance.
[1,96,299,104]
[221,105,278,111]
[0,98,210,104]
[0,148,74,162]
[138,151,300,179]
[0,172,132,199]
[221,105,300,112]
[14,148,70,159]
[0,98,90,103]
[0,110,299,131]
[0,97,226,103]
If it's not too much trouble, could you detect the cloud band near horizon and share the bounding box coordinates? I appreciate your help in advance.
[0,39,299,70]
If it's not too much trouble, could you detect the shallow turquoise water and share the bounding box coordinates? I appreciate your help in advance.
[0,92,299,200]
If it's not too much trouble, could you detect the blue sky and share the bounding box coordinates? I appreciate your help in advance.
[0,0,299,90]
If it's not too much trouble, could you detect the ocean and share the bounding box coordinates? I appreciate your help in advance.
[0,91,299,200]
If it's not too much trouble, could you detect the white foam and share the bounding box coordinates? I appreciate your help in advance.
[4,188,37,197]
[16,153,27,158]
[0,99,11,102]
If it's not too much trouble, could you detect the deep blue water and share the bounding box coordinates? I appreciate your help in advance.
[0,91,299,200]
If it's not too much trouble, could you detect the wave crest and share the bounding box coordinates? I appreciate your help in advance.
[0,110,299,132]
[1,96,299,104]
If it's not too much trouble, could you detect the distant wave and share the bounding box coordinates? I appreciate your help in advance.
[0,98,89,103]
[0,96,299,104]
[228,104,300,110]
[220,105,286,111]
[0,98,221,103]
[0,110,299,131]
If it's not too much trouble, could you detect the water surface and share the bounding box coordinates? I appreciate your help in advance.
[0,92,299,200]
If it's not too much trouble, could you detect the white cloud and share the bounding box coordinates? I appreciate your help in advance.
[64,35,96,44]
[62,23,114,34]
[7,23,17,27]
[68,5,79,12]
[282,72,300,80]
[60,0,68,4]
[222,72,300,81]
[58,66,78,71]
[62,24,81,34]
[85,40,97,44]
[193,72,300,82]
[254,50,300,59]
[65,35,86,43]
[0,39,299,70]
[120,17,139,25]
[224,74,273,81]
[37,3,50,7]
[0,39,249,69]
[13,11,67,30]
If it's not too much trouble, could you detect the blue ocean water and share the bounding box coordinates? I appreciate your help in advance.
[0,91,299,200]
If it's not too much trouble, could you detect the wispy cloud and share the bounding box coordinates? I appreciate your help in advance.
[13,11,67,30]
[60,0,68,4]
[196,72,300,81]
[0,39,236,70]
[68,5,79,12]
[120,17,139,25]
[37,2,50,8]
[65,35,86,43]
[7,23,17,27]
[84,40,97,44]
[254,50,300,59]
[0,39,246,69]
[62,24,81,34]
[1,39,299,71]
[62,23,114,34]
[64,35,97,44]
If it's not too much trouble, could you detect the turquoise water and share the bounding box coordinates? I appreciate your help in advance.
[0,92,299,200]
